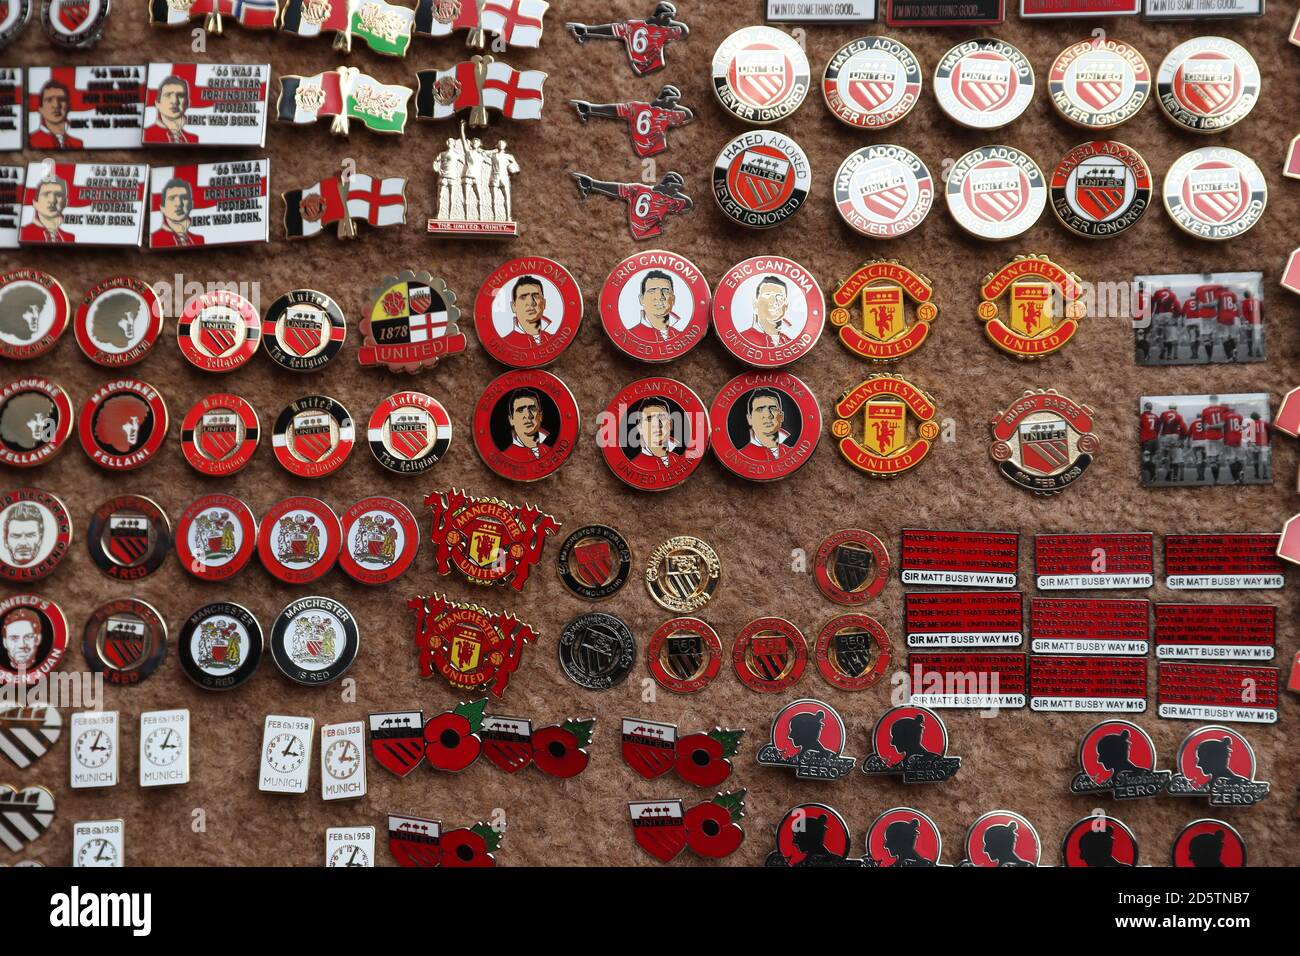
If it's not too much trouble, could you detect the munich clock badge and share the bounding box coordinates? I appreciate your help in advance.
[571,85,694,158]
[408,593,539,698]
[990,388,1097,495]
[832,374,939,477]
[360,271,465,372]
[978,255,1086,358]
[830,261,936,361]
[755,698,856,780]
[424,489,559,592]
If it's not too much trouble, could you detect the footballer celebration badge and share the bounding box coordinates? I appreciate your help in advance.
[570,169,692,241]
[833,145,932,239]
[646,617,723,694]
[961,810,1040,867]
[74,276,162,368]
[712,130,811,229]
[474,257,582,368]
[1050,140,1151,238]
[473,369,579,482]
[1156,36,1258,134]
[709,370,820,482]
[359,270,465,372]
[262,289,345,372]
[978,255,1086,358]
[814,529,889,605]
[830,260,936,361]
[765,803,861,867]
[270,596,359,687]
[755,698,856,779]
[1171,820,1245,868]
[1061,815,1138,868]
[711,25,810,125]
[257,496,342,585]
[179,392,259,477]
[865,808,946,867]
[272,395,354,478]
[174,493,256,581]
[815,613,889,691]
[945,145,1046,241]
[82,597,167,686]
[712,255,825,368]
[556,524,633,600]
[0,594,66,685]
[0,1,32,49]
[600,377,710,491]
[934,38,1034,130]
[1048,38,1150,130]
[425,489,559,592]
[570,85,694,158]
[831,373,939,477]
[1163,147,1266,241]
[77,378,167,470]
[990,388,1098,494]
[564,2,689,77]
[368,391,451,475]
[822,36,922,131]
[40,0,108,48]
[85,494,170,581]
[645,535,720,612]
[1167,725,1269,805]
[176,290,261,372]
[558,611,636,690]
[861,705,962,782]
[599,249,710,363]
[0,376,72,468]
[733,617,807,693]
[0,269,68,360]
[0,489,70,582]
[177,601,262,691]
[368,711,424,778]
[1070,719,1171,799]
[337,495,419,585]
[408,593,540,698]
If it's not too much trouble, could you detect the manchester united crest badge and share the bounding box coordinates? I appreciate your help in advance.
[990,388,1098,495]
[424,488,559,592]
[830,261,937,361]
[359,270,466,372]
[407,592,539,698]
[978,255,1086,359]
[831,374,939,477]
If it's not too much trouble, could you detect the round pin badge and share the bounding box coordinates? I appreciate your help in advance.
[0,594,67,685]
[814,529,890,605]
[1049,38,1151,130]
[174,493,257,582]
[474,258,583,368]
[77,378,168,470]
[934,38,1035,130]
[261,289,346,373]
[0,488,71,581]
[176,290,261,373]
[1061,815,1138,868]
[1162,147,1266,241]
[945,145,1047,241]
[82,597,168,686]
[712,25,810,125]
[823,36,922,130]
[599,250,711,363]
[646,535,721,612]
[272,395,355,478]
[40,0,108,48]
[833,144,933,239]
[0,0,33,50]
[557,524,633,600]
[647,617,723,694]
[74,276,163,368]
[1171,819,1246,868]
[713,256,825,368]
[815,613,890,691]
[337,496,419,586]
[0,377,73,468]
[474,369,579,482]
[865,807,944,867]
[558,612,635,690]
[601,377,709,491]
[770,804,854,867]
[732,617,807,693]
[367,391,452,475]
[1156,36,1259,134]
[710,370,820,482]
[0,269,69,361]
[270,596,359,687]
[86,494,171,581]
[1050,140,1151,239]
[257,496,342,585]
[178,601,263,691]
[712,130,811,229]
[962,810,1041,867]
[179,393,259,477]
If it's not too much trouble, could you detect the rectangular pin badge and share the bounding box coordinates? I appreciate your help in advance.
[1133,273,1264,366]
[766,0,878,20]
[1030,598,1150,655]
[388,814,441,867]
[886,0,1003,23]
[144,63,270,147]
[70,710,119,789]
[1165,533,1284,589]
[26,66,146,151]
[0,68,22,152]
[20,160,147,247]
[320,720,366,801]
[900,529,1019,588]
[1020,0,1138,14]
[904,591,1023,648]
[259,715,314,794]
[1155,603,1275,661]
[1157,662,1279,723]
[149,159,269,250]
[1139,393,1272,488]
[326,826,376,867]
[140,709,190,787]
[1143,0,1262,17]
[1034,532,1154,590]
[907,652,1027,708]
[0,166,21,249]
[1030,656,1148,712]
[72,819,124,868]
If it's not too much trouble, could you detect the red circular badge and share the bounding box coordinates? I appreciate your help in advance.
[732,617,807,693]
[368,391,453,476]
[709,370,820,481]
[0,488,72,582]
[474,369,579,482]
[1061,815,1138,868]
[77,378,168,470]
[474,258,583,368]
[815,613,890,691]
[176,290,261,372]
[272,395,355,479]
[865,807,944,867]
[774,804,852,866]
[74,276,163,367]
[0,593,68,686]
[600,377,710,492]
[337,495,419,585]
[175,493,258,582]
[647,617,723,694]
[180,393,260,477]
[0,376,74,468]
[1172,819,1245,868]
[963,810,1041,867]
[600,250,711,363]
[257,496,342,585]
[0,268,69,360]
[712,256,825,368]
[814,529,890,605]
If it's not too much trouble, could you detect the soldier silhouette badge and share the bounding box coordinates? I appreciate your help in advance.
[1167,725,1270,806]
[1171,819,1246,868]
[861,705,961,783]
[755,698,856,780]
[428,122,520,236]
[1061,815,1138,868]
[960,810,1040,867]
[864,808,948,867]
[764,803,864,867]
[1070,719,1171,800]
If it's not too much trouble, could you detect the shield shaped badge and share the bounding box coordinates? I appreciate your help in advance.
[572,539,614,586]
[1018,420,1071,475]
[846,62,896,112]
[735,149,790,211]
[198,412,238,460]
[733,49,792,107]
[198,316,238,357]
[467,525,503,568]
[107,516,150,566]
[860,285,905,342]
[1186,168,1244,224]
[1009,282,1053,339]
[0,706,61,770]
[388,815,441,868]
[665,634,704,681]
[621,719,677,780]
[449,629,483,673]
[282,311,325,357]
[858,168,909,221]
[1072,67,1123,112]
[665,553,701,602]
[834,629,875,678]
[629,800,687,863]
[968,165,1024,223]
[1176,55,1239,116]
[56,0,92,30]
[575,626,617,677]
[481,716,533,774]
[954,54,1012,112]
[832,543,873,593]
[291,413,334,462]
[750,634,790,681]
[388,412,430,460]
[102,617,146,669]
[368,712,425,777]
[862,398,906,458]
[408,285,433,315]
[1074,165,1126,221]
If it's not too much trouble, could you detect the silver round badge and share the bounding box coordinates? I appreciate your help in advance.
[0,0,33,49]
[1156,36,1259,134]
[1162,147,1267,241]
[558,611,635,690]
[712,25,810,125]
[934,38,1035,130]
[834,144,933,239]
[40,0,109,49]
[945,145,1046,241]
[712,130,811,229]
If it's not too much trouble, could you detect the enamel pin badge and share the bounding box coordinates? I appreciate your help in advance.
[755,699,857,780]
[571,85,693,158]
[990,388,1098,494]
[565,2,687,77]
[979,255,1085,358]
[428,124,521,236]
[830,261,937,361]
[424,488,558,591]
[571,170,692,241]
[359,271,464,372]
[832,374,939,476]
[408,593,539,698]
